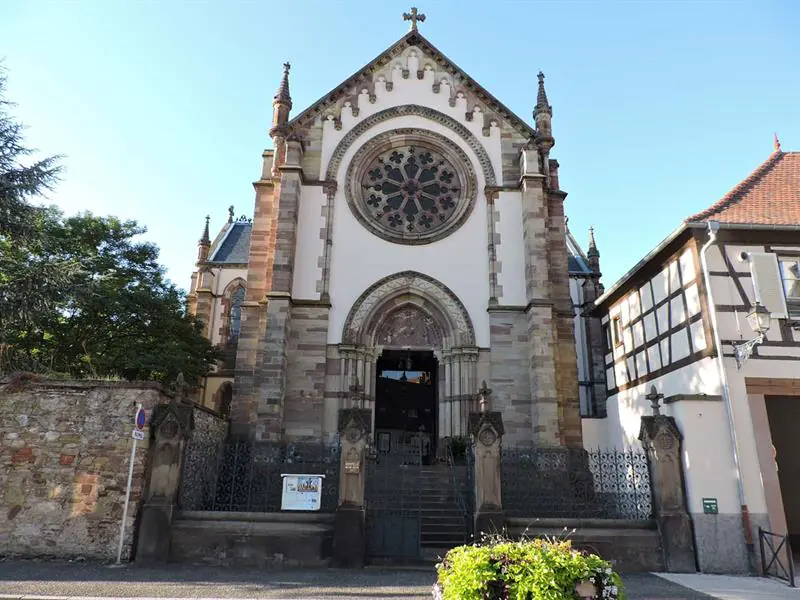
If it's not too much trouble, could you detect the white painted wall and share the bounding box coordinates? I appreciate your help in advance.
[495,192,526,306]
[325,113,492,346]
[291,185,326,300]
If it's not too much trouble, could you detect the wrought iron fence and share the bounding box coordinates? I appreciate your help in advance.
[501,446,652,520]
[179,439,340,512]
[759,528,796,587]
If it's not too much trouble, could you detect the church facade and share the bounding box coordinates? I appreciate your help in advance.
[189,17,605,454]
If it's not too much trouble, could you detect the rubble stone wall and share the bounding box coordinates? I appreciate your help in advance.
[0,379,175,561]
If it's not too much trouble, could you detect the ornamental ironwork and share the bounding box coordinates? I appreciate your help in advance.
[178,439,340,513]
[362,145,459,235]
[501,446,653,520]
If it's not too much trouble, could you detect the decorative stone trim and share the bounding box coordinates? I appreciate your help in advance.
[324,104,497,186]
[317,183,337,300]
[342,271,475,347]
[344,129,478,245]
[485,191,500,305]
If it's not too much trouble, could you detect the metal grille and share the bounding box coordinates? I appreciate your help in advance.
[179,439,340,512]
[501,446,652,520]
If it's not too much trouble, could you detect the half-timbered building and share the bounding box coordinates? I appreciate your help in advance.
[592,142,800,574]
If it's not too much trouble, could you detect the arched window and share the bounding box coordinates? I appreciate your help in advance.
[229,286,245,343]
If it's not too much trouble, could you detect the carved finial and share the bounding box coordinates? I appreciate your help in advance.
[403,7,426,31]
[774,132,782,153]
[645,385,664,416]
[199,215,210,246]
[478,380,492,412]
[587,226,599,257]
[564,216,570,232]
[274,62,292,105]
[535,71,551,116]
[228,206,234,223]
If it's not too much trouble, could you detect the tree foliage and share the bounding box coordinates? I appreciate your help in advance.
[0,70,217,384]
[0,69,61,241]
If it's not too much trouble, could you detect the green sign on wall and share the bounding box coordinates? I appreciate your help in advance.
[702,498,718,515]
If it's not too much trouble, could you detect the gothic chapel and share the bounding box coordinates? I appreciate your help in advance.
[189,11,605,454]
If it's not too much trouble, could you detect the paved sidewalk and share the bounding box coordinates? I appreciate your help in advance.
[0,561,713,599]
[658,573,800,600]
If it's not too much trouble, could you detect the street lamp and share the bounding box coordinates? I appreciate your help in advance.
[733,301,771,369]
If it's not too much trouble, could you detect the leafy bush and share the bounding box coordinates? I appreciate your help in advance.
[434,536,624,600]
[446,435,469,458]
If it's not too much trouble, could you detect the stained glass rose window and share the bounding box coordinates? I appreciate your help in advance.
[362,146,460,236]
[345,131,477,245]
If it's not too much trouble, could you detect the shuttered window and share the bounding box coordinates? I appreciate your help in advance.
[749,252,789,319]
[779,258,800,318]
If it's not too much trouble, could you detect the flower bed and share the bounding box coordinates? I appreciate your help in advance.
[433,537,624,599]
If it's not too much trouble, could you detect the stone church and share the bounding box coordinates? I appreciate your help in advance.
[188,11,605,454]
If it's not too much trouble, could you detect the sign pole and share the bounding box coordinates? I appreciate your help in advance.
[116,402,144,565]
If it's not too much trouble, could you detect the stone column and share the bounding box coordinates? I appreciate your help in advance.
[469,382,505,537]
[638,387,697,572]
[135,401,193,563]
[333,407,372,568]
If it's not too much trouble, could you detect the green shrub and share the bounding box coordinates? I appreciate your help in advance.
[434,536,624,600]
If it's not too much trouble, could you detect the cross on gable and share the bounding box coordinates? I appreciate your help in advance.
[403,7,426,31]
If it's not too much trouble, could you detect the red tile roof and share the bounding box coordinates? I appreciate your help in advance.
[687,150,800,225]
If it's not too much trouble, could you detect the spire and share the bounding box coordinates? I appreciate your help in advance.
[587,226,600,273]
[534,71,551,117]
[197,215,211,263]
[274,62,292,106]
[774,132,782,153]
[270,62,292,139]
[200,215,210,245]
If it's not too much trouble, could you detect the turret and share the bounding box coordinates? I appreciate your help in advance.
[533,71,555,185]
[197,215,211,264]
[587,226,600,274]
[270,62,292,175]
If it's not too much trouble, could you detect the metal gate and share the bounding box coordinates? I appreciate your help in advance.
[759,527,796,587]
[365,436,472,563]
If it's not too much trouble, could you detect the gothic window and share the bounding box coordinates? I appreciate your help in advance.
[362,146,460,236]
[229,286,245,343]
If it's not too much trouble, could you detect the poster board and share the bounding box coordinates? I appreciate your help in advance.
[280,474,325,511]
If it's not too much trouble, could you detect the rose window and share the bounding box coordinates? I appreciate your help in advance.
[362,146,461,236]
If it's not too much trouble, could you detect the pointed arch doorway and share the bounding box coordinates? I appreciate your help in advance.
[340,271,479,461]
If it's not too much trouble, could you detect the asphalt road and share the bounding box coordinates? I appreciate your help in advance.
[0,560,715,599]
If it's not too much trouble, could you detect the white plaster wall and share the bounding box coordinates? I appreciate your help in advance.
[495,192,526,305]
[325,113,492,346]
[571,278,591,415]
[581,418,608,449]
[291,185,326,300]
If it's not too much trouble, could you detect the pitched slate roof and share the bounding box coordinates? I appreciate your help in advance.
[286,30,536,139]
[687,150,800,225]
[208,221,251,264]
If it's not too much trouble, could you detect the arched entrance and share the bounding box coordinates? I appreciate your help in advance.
[340,271,479,457]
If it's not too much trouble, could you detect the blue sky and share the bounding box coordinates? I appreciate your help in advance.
[2,0,798,292]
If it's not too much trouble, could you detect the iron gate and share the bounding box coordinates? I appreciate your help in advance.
[759,527,796,587]
[365,435,472,563]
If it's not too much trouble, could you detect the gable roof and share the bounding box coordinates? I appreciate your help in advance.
[687,150,800,225]
[596,147,800,308]
[566,228,593,274]
[208,221,251,264]
[287,30,536,139]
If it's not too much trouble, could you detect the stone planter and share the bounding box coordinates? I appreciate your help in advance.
[432,580,599,599]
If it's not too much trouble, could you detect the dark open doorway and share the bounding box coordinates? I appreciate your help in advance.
[374,349,437,464]
[766,395,800,551]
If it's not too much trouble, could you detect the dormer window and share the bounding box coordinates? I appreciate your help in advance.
[780,258,800,318]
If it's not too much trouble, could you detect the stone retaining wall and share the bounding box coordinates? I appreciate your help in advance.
[0,379,190,561]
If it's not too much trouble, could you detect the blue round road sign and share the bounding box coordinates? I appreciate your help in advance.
[135,408,146,430]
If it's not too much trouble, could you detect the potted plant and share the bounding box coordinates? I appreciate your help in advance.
[433,535,624,599]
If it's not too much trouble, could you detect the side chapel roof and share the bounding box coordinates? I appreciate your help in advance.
[208,215,252,265]
[285,29,536,139]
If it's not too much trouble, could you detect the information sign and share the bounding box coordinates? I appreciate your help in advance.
[281,474,325,511]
